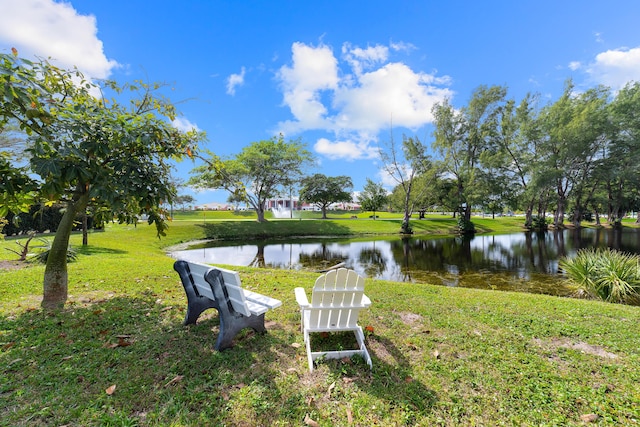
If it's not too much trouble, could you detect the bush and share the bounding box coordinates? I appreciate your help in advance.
[531,215,548,231]
[1,204,96,236]
[559,248,640,305]
[456,216,475,235]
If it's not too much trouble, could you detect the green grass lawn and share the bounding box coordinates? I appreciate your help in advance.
[1,219,639,426]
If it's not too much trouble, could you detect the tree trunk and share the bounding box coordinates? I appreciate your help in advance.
[256,206,266,222]
[82,212,88,246]
[42,192,89,310]
[464,204,472,222]
[555,195,566,228]
[401,191,413,234]
[321,206,327,219]
[524,207,533,229]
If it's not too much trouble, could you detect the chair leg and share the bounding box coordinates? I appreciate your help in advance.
[354,327,372,369]
[305,336,314,371]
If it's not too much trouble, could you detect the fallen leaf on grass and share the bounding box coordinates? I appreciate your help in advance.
[105,384,116,395]
[365,325,374,333]
[325,381,335,398]
[580,414,599,422]
[164,375,184,387]
[291,343,302,348]
[433,350,440,359]
[304,414,319,427]
[105,336,132,348]
[346,407,353,424]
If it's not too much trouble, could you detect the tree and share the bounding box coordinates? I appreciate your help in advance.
[174,194,196,212]
[0,51,203,309]
[538,81,609,228]
[605,82,640,225]
[479,94,542,228]
[299,174,353,219]
[379,134,432,234]
[189,135,314,222]
[359,179,388,219]
[433,85,507,229]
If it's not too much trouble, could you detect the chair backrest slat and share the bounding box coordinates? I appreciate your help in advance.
[308,268,366,329]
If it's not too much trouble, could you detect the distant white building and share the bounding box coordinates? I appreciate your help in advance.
[195,202,233,210]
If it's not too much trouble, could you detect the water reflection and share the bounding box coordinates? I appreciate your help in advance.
[170,228,640,297]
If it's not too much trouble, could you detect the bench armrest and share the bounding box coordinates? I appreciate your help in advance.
[294,287,310,307]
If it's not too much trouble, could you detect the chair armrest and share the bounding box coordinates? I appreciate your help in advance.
[362,294,372,307]
[294,287,310,307]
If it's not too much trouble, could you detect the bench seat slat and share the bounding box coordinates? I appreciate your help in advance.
[244,289,283,310]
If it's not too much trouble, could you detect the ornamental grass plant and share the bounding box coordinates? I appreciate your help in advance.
[560,248,640,305]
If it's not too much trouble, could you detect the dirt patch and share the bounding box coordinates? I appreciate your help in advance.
[533,337,619,359]
[397,311,422,325]
[0,260,27,271]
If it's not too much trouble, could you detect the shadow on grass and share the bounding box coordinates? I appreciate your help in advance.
[0,296,301,425]
[313,332,438,423]
[74,246,128,256]
[1,294,437,425]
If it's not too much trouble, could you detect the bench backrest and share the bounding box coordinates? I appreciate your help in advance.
[182,261,251,317]
[308,268,366,329]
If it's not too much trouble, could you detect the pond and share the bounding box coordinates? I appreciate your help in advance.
[169,227,640,297]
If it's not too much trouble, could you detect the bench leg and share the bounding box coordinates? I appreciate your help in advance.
[183,296,219,325]
[216,313,266,351]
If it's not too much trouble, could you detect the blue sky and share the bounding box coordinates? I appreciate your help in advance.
[2,1,640,207]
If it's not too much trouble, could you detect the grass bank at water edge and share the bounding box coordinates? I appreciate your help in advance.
[0,222,638,426]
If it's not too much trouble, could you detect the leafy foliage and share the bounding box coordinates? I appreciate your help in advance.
[190,135,313,222]
[560,248,640,304]
[299,174,353,219]
[358,179,388,219]
[0,51,204,309]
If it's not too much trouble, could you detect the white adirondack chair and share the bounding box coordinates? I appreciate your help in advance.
[294,268,372,371]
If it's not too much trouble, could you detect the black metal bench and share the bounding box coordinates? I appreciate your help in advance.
[173,260,282,350]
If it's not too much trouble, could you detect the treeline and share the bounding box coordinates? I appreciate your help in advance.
[390,80,640,230]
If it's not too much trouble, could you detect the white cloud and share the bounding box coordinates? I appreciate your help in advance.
[594,32,604,43]
[276,42,339,132]
[390,41,417,53]
[276,41,452,161]
[568,61,582,71]
[313,137,378,161]
[587,47,640,90]
[172,117,200,132]
[0,0,118,79]
[342,43,389,75]
[334,62,452,131]
[226,67,246,95]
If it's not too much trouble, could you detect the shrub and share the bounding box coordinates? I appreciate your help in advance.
[531,215,548,231]
[456,216,475,235]
[559,248,640,305]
